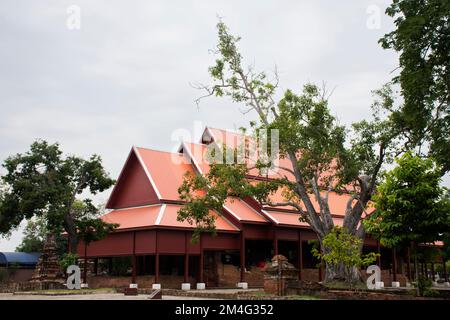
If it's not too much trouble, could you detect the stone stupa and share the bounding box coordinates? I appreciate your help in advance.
[31,234,65,284]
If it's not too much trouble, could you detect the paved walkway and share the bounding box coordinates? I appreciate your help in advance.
[0,293,220,300]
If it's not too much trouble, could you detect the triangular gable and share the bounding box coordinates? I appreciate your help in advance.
[106,148,160,209]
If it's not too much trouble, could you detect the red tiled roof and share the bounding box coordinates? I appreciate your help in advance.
[223,197,269,223]
[205,127,295,180]
[101,204,238,232]
[102,205,160,229]
[134,147,196,201]
[262,209,344,227]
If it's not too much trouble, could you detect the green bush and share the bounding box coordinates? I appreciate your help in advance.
[412,276,438,297]
[59,253,79,273]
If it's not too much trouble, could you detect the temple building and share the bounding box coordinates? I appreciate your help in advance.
[75,127,435,290]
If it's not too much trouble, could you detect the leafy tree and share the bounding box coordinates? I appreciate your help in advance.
[311,227,378,287]
[380,0,450,175]
[364,151,450,290]
[59,252,79,273]
[0,140,117,254]
[179,21,400,282]
[15,216,47,253]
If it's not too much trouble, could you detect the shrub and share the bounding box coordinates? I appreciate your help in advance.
[413,276,438,297]
[59,253,79,273]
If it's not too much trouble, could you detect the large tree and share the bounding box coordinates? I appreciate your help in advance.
[364,151,450,289]
[379,0,450,175]
[0,140,117,254]
[178,21,399,282]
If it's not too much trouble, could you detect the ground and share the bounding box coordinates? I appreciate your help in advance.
[0,292,219,300]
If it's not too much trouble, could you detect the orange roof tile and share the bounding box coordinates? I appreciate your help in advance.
[206,127,295,180]
[160,204,238,231]
[262,209,344,228]
[223,197,269,223]
[101,204,238,232]
[134,147,196,201]
[101,205,160,229]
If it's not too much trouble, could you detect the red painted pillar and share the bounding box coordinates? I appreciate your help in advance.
[431,262,435,281]
[318,260,323,282]
[377,241,381,268]
[297,230,303,280]
[199,234,204,283]
[273,228,278,256]
[240,231,245,282]
[184,231,189,283]
[406,247,411,281]
[83,242,88,284]
[94,258,98,276]
[392,248,398,282]
[141,255,147,276]
[155,230,160,284]
[443,257,448,282]
[132,231,136,284]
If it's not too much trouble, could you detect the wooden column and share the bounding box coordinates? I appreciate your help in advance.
[443,257,448,282]
[431,262,435,281]
[199,234,204,283]
[273,228,278,256]
[155,230,160,284]
[132,231,136,284]
[377,241,381,268]
[141,255,147,276]
[184,231,189,283]
[392,248,397,282]
[297,230,303,280]
[318,260,323,282]
[94,258,98,276]
[108,257,113,274]
[240,231,245,282]
[83,242,88,284]
[406,247,411,281]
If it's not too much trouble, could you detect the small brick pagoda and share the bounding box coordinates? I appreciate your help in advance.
[263,255,298,296]
[31,235,64,284]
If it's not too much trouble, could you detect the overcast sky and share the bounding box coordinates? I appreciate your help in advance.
[1,1,446,251]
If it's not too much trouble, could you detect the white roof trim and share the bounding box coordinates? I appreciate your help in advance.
[155,204,166,225]
[222,205,242,221]
[112,203,162,212]
[133,146,162,199]
[182,141,204,175]
[261,209,280,224]
[214,210,240,231]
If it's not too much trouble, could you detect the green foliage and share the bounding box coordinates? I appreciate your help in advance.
[311,227,378,283]
[15,217,46,253]
[364,151,450,248]
[181,20,406,284]
[178,146,282,241]
[15,216,68,256]
[412,276,438,297]
[269,85,348,185]
[0,140,117,253]
[59,253,79,272]
[380,0,450,175]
